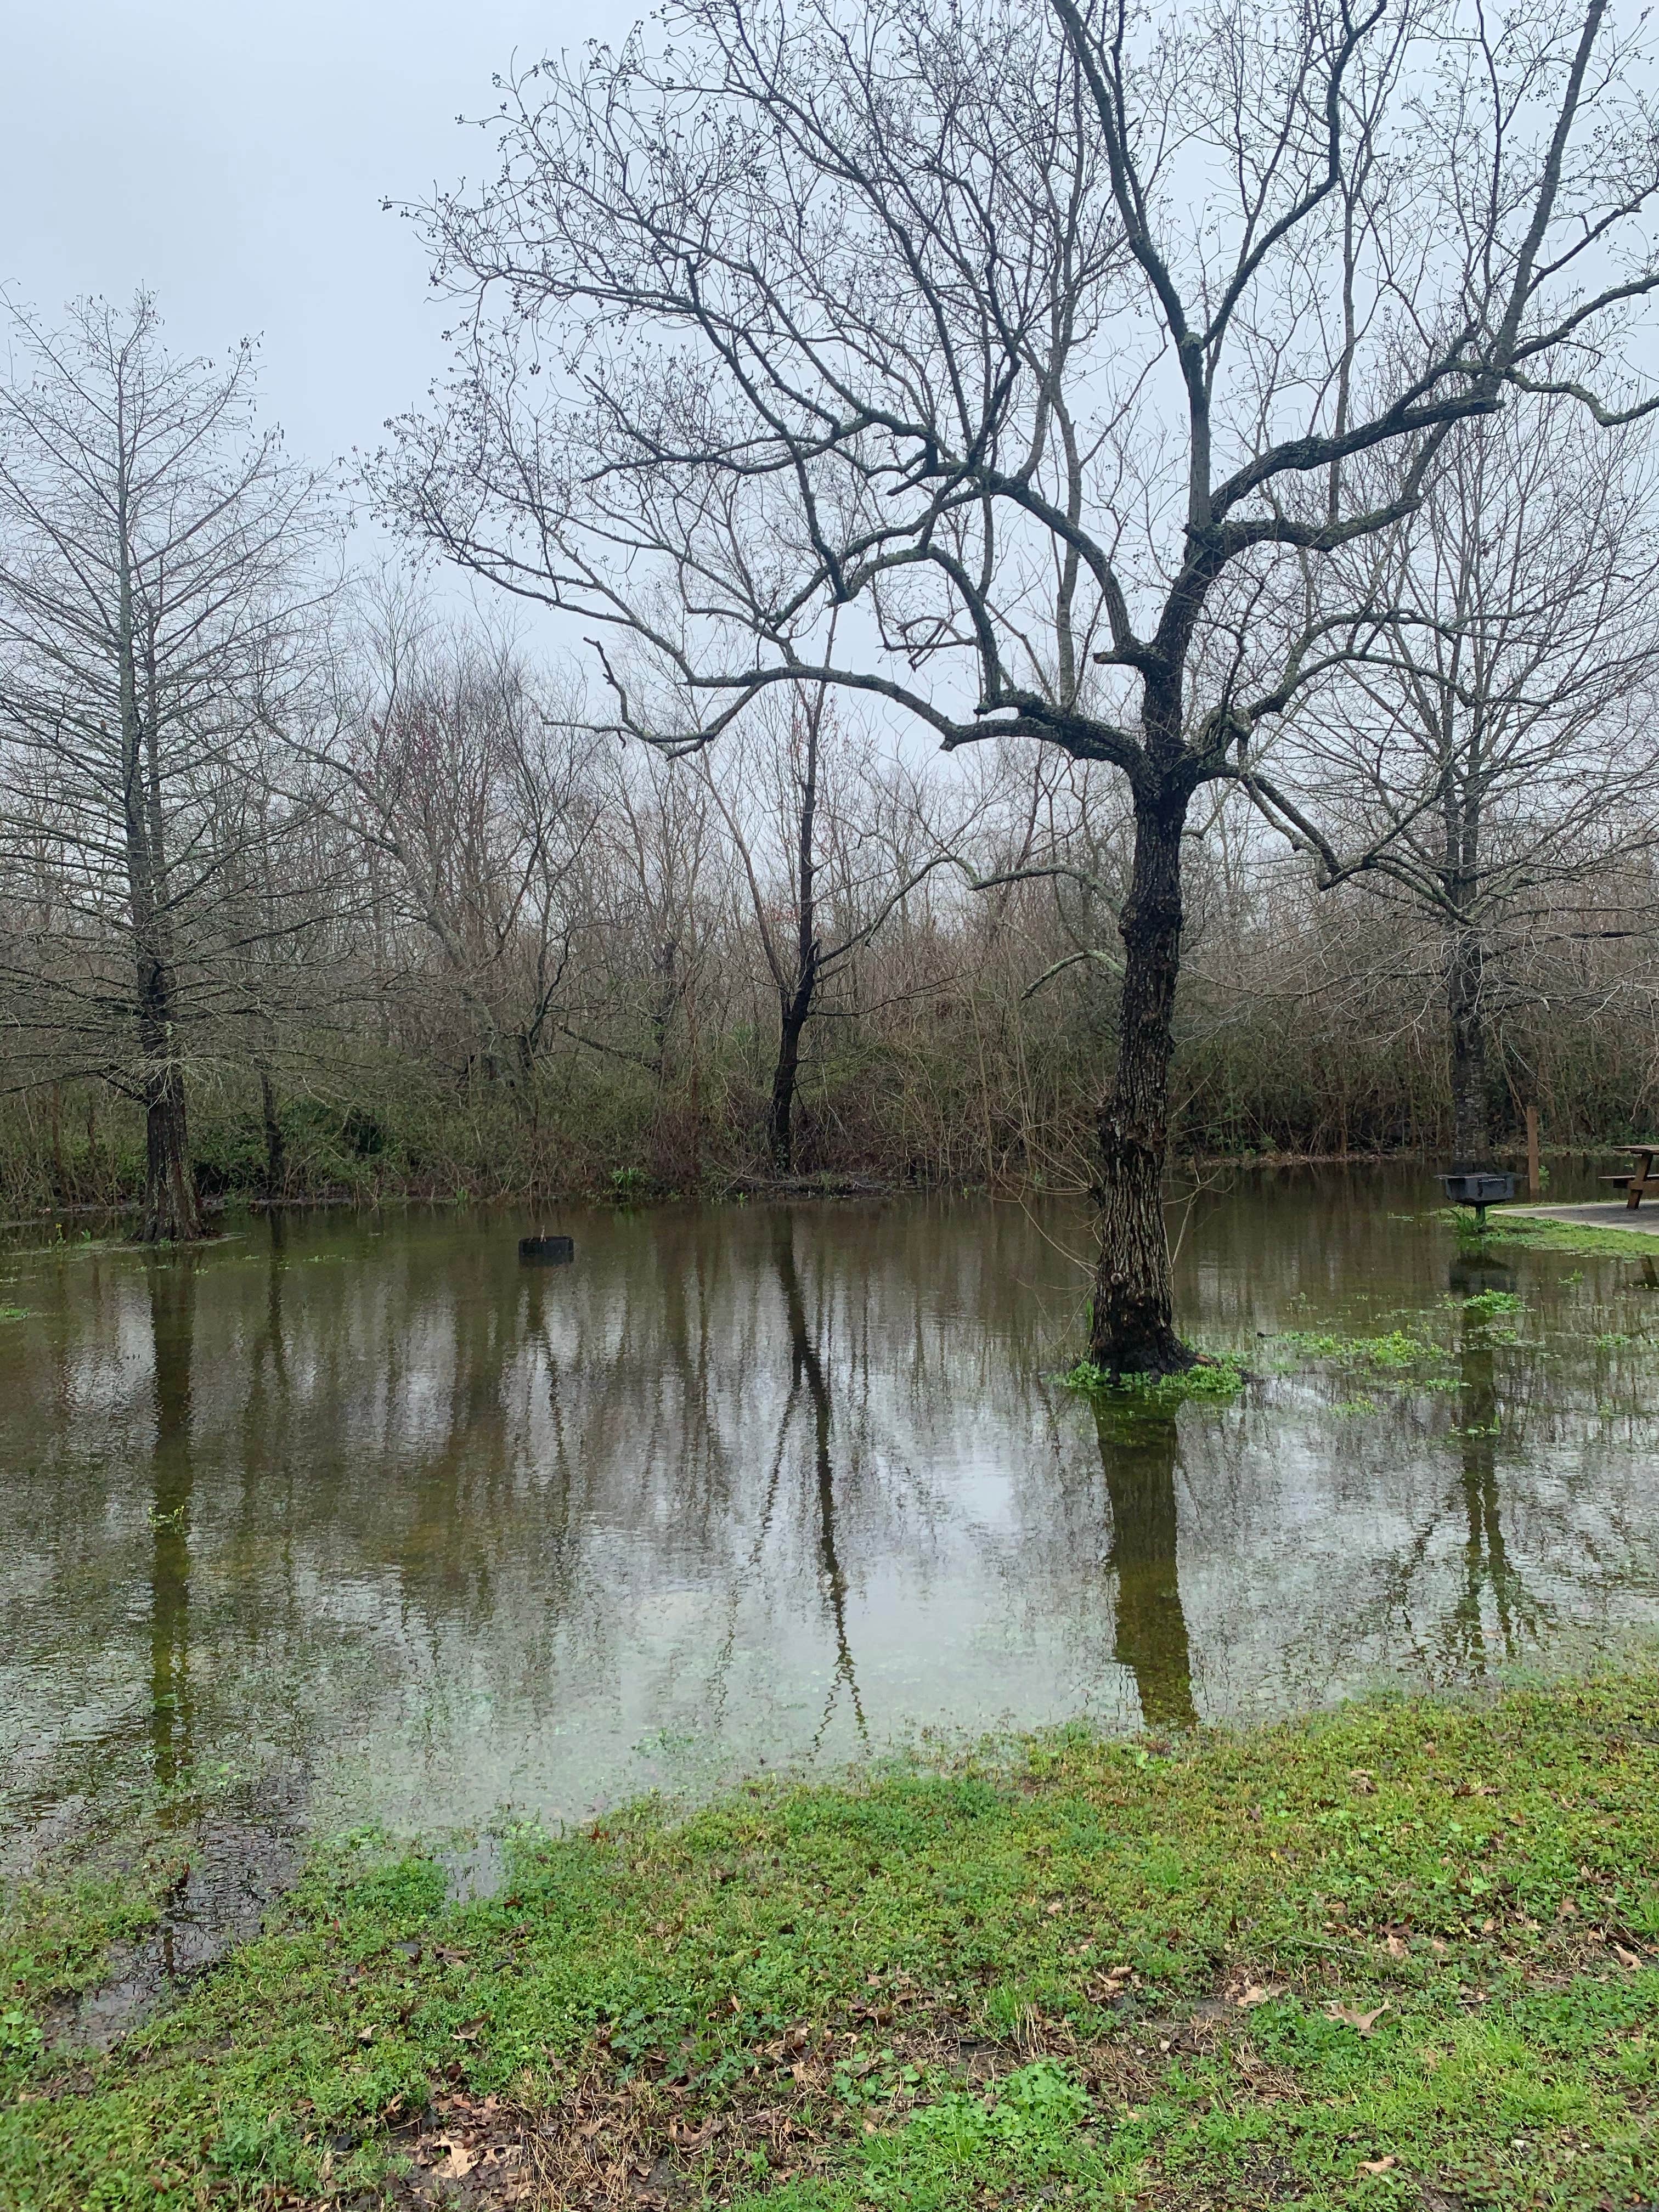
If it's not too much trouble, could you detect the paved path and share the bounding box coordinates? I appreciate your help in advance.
[1499,1201,1659,1237]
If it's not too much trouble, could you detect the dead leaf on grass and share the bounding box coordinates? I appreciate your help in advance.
[671,2115,723,2155]
[1358,2154,1398,2176]
[1384,1934,1409,1959]
[1614,1942,1642,1970]
[1231,1980,1286,2009]
[1325,2000,1390,2036]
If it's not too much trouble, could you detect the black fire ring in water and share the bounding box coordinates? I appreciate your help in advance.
[518,1234,574,1264]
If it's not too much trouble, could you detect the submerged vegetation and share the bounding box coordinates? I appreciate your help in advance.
[1060,1353,1249,1403]
[4,1668,1658,2209]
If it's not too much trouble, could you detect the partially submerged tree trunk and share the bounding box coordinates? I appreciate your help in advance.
[1090,769,1193,1376]
[0,297,325,1249]
[138,983,204,1243]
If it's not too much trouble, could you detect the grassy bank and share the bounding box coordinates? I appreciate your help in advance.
[4,1669,1658,2209]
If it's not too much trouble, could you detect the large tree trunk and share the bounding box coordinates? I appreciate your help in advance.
[1447,922,1489,1167]
[1088,774,1192,1377]
[137,960,205,1243]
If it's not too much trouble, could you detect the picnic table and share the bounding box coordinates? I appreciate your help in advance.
[1601,1144,1659,1210]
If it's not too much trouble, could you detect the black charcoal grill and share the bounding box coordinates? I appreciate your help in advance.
[1438,1170,1516,1226]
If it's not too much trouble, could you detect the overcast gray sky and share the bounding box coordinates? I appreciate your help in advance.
[2,0,614,469]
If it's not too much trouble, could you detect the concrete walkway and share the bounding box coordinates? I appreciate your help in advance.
[1499,1201,1659,1237]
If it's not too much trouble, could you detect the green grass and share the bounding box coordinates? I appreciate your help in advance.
[5,1670,1659,2208]
[1453,1210,1659,1259]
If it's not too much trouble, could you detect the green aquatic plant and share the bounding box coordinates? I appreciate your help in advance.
[1060,1352,1246,1403]
[1277,1328,1434,1370]
[1458,1289,1523,1320]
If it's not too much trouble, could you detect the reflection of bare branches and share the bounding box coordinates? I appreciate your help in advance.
[1442,1316,1552,1672]
[1295,1273,1559,1685]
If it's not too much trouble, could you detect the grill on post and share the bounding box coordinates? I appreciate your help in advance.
[1438,1170,1516,1228]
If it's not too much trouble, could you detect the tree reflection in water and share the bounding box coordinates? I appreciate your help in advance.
[1093,1400,1197,1728]
[772,1211,866,1748]
[146,1256,196,1789]
[1445,1255,1545,1671]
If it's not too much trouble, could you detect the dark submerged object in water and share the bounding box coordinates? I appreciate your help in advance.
[518,1234,574,1264]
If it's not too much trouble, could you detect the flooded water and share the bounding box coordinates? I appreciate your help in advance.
[4,1171,1658,1877]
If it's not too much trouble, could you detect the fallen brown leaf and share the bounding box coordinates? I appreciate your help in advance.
[431,2139,479,2180]
[1614,1942,1642,1970]
[1358,2154,1397,2176]
[672,2116,722,2155]
[1232,1981,1286,2009]
[1326,2000,1390,2036]
[1384,1934,1408,1960]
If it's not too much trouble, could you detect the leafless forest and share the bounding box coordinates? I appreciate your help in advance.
[2,0,1658,1370]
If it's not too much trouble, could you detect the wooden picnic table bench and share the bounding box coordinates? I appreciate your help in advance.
[1599,1143,1659,1210]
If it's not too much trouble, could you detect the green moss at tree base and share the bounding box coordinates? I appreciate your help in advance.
[4,1666,1659,2208]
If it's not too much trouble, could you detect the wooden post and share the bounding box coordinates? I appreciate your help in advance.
[1525,1104,1541,1198]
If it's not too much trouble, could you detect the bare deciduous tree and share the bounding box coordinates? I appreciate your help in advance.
[702,684,972,1172]
[1276,397,1659,1167]
[304,590,602,1092]
[0,295,331,1238]
[385,0,1659,1372]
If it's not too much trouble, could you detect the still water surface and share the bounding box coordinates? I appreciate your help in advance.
[3,1172,1657,1871]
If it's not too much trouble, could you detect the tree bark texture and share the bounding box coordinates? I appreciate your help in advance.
[139,994,205,1243]
[1447,922,1491,1168]
[1089,776,1192,1376]
[766,704,821,1176]
[767,978,814,1173]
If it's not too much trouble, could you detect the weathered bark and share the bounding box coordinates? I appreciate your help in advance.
[766,704,821,1175]
[1088,772,1193,1377]
[139,1017,205,1244]
[767,975,815,1173]
[1447,923,1490,1167]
